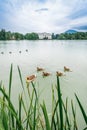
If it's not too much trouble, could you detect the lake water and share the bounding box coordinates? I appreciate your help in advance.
[0,40,87,129]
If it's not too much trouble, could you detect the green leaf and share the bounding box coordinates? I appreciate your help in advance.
[19,95,22,129]
[9,64,13,99]
[33,99,37,130]
[41,101,51,130]
[57,76,63,130]
[71,100,78,130]
[62,98,70,130]
[17,66,24,90]
[75,94,87,124]
[0,87,24,130]
[1,109,8,130]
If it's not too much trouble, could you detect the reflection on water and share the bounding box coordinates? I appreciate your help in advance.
[0,40,87,129]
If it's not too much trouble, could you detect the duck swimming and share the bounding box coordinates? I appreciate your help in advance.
[1,52,4,54]
[64,66,71,72]
[42,72,51,77]
[26,74,36,83]
[19,51,21,53]
[9,51,12,54]
[37,67,44,71]
[56,71,64,76]
[26,49,28,52]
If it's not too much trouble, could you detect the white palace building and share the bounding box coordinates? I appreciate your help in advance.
[38,32,52,40]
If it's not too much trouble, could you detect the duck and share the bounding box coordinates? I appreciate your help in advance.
[37,67,44,71]
[9,51,12,54]
[26,49,28,52]
[64,66,71,72]
[19,51,21,53]
[56,71,64,76]
[26,74,36,83]
[1,52,4,54]
[42,72,51,77]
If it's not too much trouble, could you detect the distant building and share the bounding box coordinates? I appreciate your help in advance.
[11,35,15,40]
[38,32,52,40]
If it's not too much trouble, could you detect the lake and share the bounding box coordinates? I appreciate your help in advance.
[0,40,87,129]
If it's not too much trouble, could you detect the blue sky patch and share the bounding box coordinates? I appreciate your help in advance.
[0,0,87,33]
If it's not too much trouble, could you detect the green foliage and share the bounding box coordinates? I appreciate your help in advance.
[0,29,39,40]
[5,31,12,40]
[71,100,78,129]
[1,28,87,40]
[57,32,87,40]
[57,76,63,130]
[41,101,51,130]
[25,33,39,40]
[62,98,71,130]
[0,29,6,40]
[0,65,87,130]
[75,94,87,124]
[13,32,24,40]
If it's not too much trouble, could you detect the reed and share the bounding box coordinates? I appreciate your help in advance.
[0,65,87,130]
[71,99,78,130]
[41,101,51,130]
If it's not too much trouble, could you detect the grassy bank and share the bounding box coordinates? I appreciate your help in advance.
[0,64,87,130]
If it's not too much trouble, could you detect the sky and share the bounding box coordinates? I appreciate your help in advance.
[0,0,87,34]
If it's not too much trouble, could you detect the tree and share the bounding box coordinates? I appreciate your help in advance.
[25,33,39,40]
[0,29,6,40]
[5,31,12,40]
[13,32,24,40]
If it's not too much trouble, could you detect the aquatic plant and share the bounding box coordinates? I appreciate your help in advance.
[0,64,87,130]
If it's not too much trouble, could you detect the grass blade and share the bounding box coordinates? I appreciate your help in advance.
[8,64,13,130]
[51,100,59,129]
[41,101,51,130]
[17,65,24,90]
[1,108,8,130]
[83,127,87,130]
[25,90,34,130]
[33,99,37,130]
[21,97,27,116]
[9,64,13,99]
[71,100,78,130]
[31,82,38,100]
[19,95,22,130]
[75,94,87,124]
[62,98,71,130]
[0,87,24,130]
[57,76,63,130]
[0,87,17,116]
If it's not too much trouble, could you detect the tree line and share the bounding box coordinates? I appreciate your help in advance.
[52,32,87,40]
[0,29,87,40]
[0,29,39,40]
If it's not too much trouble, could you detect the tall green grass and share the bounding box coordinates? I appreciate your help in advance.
[0,65,87,130]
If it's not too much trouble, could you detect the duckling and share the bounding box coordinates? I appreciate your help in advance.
[26,74,36,83]
[1,52,4,54]
[64,66,71,72]
[26,49,28,52]
[37,67,44,71]
[56,71,64,76]
[9,51,12,54]
[19,51,21,53]
[42,72,51,77]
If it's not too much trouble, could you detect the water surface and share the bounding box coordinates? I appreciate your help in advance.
[0,40,87,129]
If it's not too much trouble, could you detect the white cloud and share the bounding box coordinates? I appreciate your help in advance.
[1,0,87,33]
